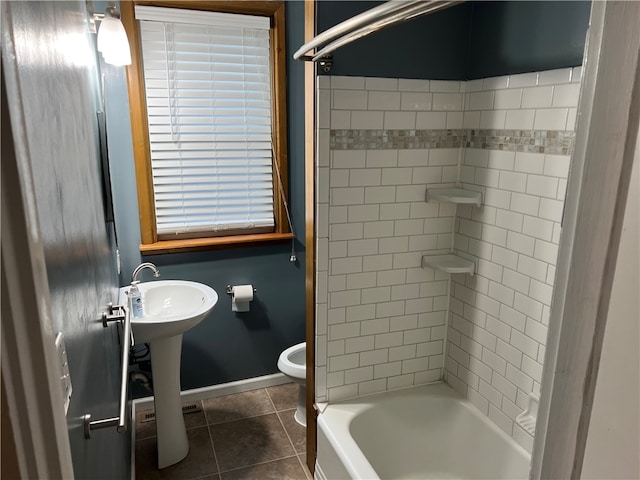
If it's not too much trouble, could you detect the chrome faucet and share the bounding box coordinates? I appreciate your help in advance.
[131,262,160,283]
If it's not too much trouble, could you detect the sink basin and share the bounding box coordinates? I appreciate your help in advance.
[119,279,218,468]
[125,280,218,343]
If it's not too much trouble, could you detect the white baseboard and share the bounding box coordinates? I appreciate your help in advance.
[132,372,290,411]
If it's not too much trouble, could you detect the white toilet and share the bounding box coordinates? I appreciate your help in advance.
[277,342,306,426]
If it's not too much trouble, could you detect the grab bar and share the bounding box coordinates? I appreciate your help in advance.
[83,303,133,438]
[293,0,424,60]
[310,1,462,62]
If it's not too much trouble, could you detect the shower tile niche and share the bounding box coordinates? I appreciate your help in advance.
[315,68,582,451]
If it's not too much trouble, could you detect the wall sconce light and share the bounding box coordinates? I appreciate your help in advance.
[89,2,131,66]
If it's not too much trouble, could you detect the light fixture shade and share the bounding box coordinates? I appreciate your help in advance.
[97,16,132,65]
[103,37,132,66]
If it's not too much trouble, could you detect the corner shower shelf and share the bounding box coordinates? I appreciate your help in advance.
[426,188,482,207]
[422,254,475,275]
[516,392,540,435]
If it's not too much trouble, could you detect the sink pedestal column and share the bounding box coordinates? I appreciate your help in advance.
[149,334,189,468]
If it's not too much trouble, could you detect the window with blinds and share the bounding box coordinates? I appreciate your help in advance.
[135,6,276,239]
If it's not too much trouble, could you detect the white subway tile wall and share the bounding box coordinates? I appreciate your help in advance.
[316,70,580,452]
[446,69,580,453]
[316,76,461,403]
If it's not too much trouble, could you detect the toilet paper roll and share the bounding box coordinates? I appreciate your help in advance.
[232,285,253,302]
[232,284,253,312]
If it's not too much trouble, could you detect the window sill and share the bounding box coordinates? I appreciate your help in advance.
[140,232,294,255]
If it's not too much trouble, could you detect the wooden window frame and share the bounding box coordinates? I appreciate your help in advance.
[121,0,292,255]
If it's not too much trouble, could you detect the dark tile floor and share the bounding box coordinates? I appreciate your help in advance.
[135,383,311,480]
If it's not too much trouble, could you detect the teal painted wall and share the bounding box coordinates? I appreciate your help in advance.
[317,1,590,79]
[316,1,473,79]
[106,2,306,393]
[466,1,591,79]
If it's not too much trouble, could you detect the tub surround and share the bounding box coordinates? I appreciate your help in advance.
[316,76,465,403]
[315,68,581,451]
[445,69,581,452]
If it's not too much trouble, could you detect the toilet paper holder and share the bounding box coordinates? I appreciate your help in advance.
[226,285,257,295]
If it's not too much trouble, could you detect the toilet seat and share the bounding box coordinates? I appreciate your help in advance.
[277,342,307,426]
[277,342,306,380]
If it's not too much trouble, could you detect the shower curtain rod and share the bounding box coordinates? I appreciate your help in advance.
[293,0,422,60]
[294,0,463,63]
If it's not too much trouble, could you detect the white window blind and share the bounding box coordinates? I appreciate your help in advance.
[135,6,275,238]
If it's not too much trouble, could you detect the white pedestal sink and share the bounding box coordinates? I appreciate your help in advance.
[120,280,218,469]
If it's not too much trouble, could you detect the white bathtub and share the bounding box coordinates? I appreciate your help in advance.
[316,382,530,480]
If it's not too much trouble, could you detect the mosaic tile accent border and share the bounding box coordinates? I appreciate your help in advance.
[330,129,465,150]
[330,128,575,155]
[465,129,575,155]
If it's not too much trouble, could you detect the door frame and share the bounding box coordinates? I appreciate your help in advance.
[532,1,640,477]
[304,0,318,473]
